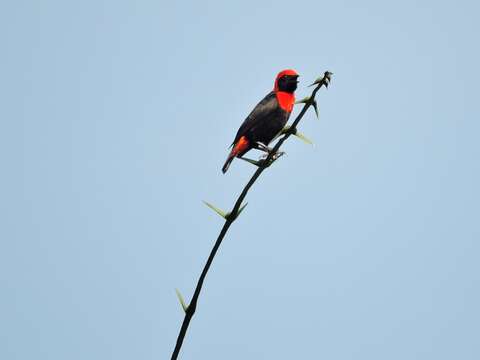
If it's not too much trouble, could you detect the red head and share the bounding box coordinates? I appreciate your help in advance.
[274,69,299,112]
[274,69,299,93]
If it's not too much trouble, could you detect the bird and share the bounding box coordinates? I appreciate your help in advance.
[222,69,299,173]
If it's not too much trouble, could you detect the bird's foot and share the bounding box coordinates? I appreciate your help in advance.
[259,151,285,161]
[255,141,273,154]
[253,141,285,165]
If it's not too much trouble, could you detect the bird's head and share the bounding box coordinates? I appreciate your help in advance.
[274,69,299,94]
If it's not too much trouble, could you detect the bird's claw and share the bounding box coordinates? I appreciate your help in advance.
[255,141,272,153]
[260,151,285,161]
[272,151,285,161]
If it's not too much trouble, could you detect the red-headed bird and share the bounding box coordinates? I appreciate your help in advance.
[222,69,299,173]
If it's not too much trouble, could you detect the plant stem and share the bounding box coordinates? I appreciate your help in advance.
[171,72,331,360]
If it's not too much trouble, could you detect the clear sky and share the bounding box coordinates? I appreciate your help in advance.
[1,1,479,359]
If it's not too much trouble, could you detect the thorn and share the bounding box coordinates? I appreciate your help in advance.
[226,202,248,221]
[236,202,248,218]
[282,125,292,134]
[324,71,333,88]
[276,125,312,145]
[312,100,319,119]
[309,71,333,87]
[308,77,322,87]
[273,126,293,141]
[175,289,188,313]
[239,156,262,167]
[203,200,248,222]
[293,131,314,145]
[295,96,311,104]
[284,125,297,136]
[203,201,228,219]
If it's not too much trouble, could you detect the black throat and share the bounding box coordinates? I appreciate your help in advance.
[277,76,298,93]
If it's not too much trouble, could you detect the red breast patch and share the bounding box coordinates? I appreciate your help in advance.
[276,91,295,113]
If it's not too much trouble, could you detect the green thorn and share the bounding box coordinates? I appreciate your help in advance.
[229,202,248,221]
[226,202,248,221]
[282,125,296,136]
[308,77,323,87]
[175,289,188,313]
[237,202,248,217]
[239,155,281,169]
[204,200,248,222]
[281,126,290,134]
[203,201,228,219]
[239,157,262,167]
[295,96,311,104]
[273,126,291,141]
[309,71,333,87]
[312,100,319,119]
[294,131,314,145]
[276,125,312,145]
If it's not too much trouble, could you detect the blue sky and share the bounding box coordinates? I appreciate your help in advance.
[1,1,479,359]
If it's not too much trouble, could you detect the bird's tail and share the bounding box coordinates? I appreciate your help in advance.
[221,136,250,174]
[222,154,235,173]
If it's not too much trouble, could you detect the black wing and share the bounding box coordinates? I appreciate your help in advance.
[230,91,278,146]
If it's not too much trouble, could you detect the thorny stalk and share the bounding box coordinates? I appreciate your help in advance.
[171,71,332,360]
